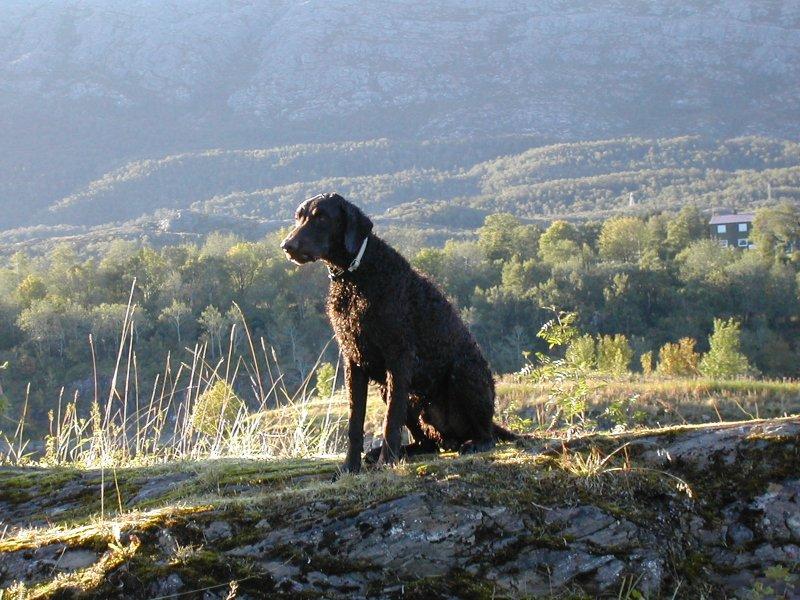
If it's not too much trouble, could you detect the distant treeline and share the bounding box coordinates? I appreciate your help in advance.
[25,136,800,234]
[1,202,799,432]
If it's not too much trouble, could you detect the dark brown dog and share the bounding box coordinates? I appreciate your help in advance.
[281,193,515,473]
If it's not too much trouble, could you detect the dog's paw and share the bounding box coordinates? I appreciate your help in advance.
[363,446,382,466]
[334,459,362,480]
[458,438,495,455]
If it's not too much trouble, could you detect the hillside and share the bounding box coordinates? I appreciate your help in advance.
[2,418,798,598]
[3,135,800,254]
[2,1,800,231]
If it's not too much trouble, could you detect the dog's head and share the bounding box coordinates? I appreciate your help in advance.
[280,193,373,266]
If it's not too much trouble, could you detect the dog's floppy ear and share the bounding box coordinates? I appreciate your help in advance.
[296,195,321,218]
[337,195,373,254]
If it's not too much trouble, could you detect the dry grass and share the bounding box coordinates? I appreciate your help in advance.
[0,281,797,473]
[0,287,351,469]
[497,375,800,431]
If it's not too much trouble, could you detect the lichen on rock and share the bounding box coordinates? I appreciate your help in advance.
[1,418,798,598]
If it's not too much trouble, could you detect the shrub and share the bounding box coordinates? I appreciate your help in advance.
[315,362,337,398]
[699,318,753,379]
[565,334,596,371]
[522,310,595,427]
[596,334,633,376]
[640,350,654,376]
[191,380,244,437]
[656,338,700,377]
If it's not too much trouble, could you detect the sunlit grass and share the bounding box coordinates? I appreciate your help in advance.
[497,375,800,430]
[1,281,798,473]
[0,286,352,469]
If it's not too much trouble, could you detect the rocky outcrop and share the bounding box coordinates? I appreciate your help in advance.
[1,418,798,598]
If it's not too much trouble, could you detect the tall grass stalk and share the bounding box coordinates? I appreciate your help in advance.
[0,288,347,468]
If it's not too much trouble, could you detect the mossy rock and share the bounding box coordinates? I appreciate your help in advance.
[1,418,798,599]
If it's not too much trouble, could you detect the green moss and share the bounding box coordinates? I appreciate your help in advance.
[401,570,515,600]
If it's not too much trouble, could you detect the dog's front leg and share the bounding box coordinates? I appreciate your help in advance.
[379,354,412,466]
[342,359,368,474]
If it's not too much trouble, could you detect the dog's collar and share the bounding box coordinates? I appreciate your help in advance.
[327,236,369,281]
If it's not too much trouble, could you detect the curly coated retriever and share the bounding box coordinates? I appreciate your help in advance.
[281,193,516,473]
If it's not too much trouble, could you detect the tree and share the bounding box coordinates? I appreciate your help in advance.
[47,244,89,301]
[159,299,192,345]
[656,338,700,377]
[597,217,649,263]
[640,350,654,376]
[538,221,581,265]
[16,275,47,308]
[90,303,131,354]
[412,240,496,306]
[477,213,540,262]
[226,243,264,299]
[500,256,548,298]
[596,334,633,376]
[665,205,705,256]
[198,305,231,359]
[565,334,596,371]
[315,362,337,398]
[191,380,244,437]
[752,203,800,262]
[17,297,90,357]
[676,239,735,285]
[699,318,753,379]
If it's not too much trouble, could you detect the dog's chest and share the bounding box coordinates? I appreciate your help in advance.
[327,284,381,370]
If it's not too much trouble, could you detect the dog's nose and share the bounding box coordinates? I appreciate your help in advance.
[281,237,298,252]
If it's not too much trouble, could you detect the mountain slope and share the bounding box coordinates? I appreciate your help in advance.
[2,1,800,230]
[36,136,800,228]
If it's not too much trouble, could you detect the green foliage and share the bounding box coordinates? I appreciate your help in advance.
[597,217,649,263]
[752,202,800,262]
[538,221,581,265]
[315,362,336,399]
[596,334,633,376]
[665,205,705,255]
[158,300,192,344]
[699,318,753,379]
[3,183,800,435]
[477,213,540,262]
[198,305,231,359]
[190,380,244,437]
[524,310,597,427]
[602,394,647,430]
[537,310,579,349]
[640,351,654,376]
[565,334,596,371]
[16,275,47,308]
[657,338,700,377]
[10,135,798,238]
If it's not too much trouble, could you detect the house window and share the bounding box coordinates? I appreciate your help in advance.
[738,238,749,247]
[717,224,727,233]
[738,223,748,232]
[720,239,729,247]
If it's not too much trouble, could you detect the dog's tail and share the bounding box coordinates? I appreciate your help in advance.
[492,422,521,442]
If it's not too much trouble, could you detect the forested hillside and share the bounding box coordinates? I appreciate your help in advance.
[3,136,800,255]
[2,202,799,435]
